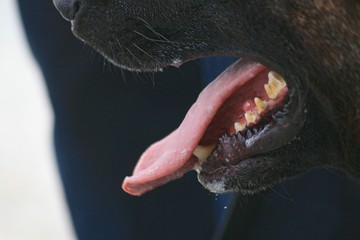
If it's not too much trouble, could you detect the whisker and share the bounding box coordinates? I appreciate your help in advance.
[132,43,158,61]
[131,71,146,84]
[102,57,107,73]
[279,183,295,203]
[258,191,271,203]
[137,17,178,45]
[113,36,125,52]
[120,68,127,85]
[148,72,156,88]
[126,47,142,65]
[132,30,169,44]
[269,186,295,203]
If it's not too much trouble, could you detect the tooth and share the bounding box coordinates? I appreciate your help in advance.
[193,163,201,173]
[264,83,275,99]
[265,71,286,99]
[254,97,267,114]
[264,71,286,99]
[245,110,258,126]
[264,83,280,99]
[268,71,286,88]
[234,121,246,133]
[269,78,283,91]
[193,144,216,162]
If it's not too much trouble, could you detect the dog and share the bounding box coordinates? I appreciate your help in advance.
[53,0,360,196]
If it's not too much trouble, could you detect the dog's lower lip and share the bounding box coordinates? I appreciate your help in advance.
[198,102,293,174]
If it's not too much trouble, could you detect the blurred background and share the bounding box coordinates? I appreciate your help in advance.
[0,0,75,239]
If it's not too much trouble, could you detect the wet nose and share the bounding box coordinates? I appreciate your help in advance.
[53,0,81,21]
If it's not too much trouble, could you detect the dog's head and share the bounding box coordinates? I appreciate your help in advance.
[54,0,360,195]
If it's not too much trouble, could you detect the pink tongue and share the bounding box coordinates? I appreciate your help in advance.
[122,59,266,196]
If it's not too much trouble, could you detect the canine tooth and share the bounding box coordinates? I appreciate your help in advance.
[268,71,286,88]
[234,121,246,133]
[264,83,280,99]
[254,97,267,114]
[265,71,286,99]
[245,111,257,125]
[193,144,216,162]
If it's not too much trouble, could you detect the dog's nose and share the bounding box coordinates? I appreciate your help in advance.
[53,0,81,21]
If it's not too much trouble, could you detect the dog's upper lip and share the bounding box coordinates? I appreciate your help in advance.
[121,58,305,196]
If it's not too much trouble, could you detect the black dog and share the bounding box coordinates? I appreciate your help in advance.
[53,0,360,196]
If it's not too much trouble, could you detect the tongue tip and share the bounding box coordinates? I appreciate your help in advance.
[122,177,149,196]
[123,175,164,196]
[122,157,198,196]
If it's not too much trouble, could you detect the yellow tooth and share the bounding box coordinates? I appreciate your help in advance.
[245,110,258,126]
[268,71,286,88]
[234,121,246,133]
[193,144,216,162]
[264,83,278,99]
[265,71,287,99]
[254,97,268,114]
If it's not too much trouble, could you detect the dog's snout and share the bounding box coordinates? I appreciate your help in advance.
[53,0,81,21]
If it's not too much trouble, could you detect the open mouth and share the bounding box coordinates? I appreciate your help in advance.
[122,58,305,196]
